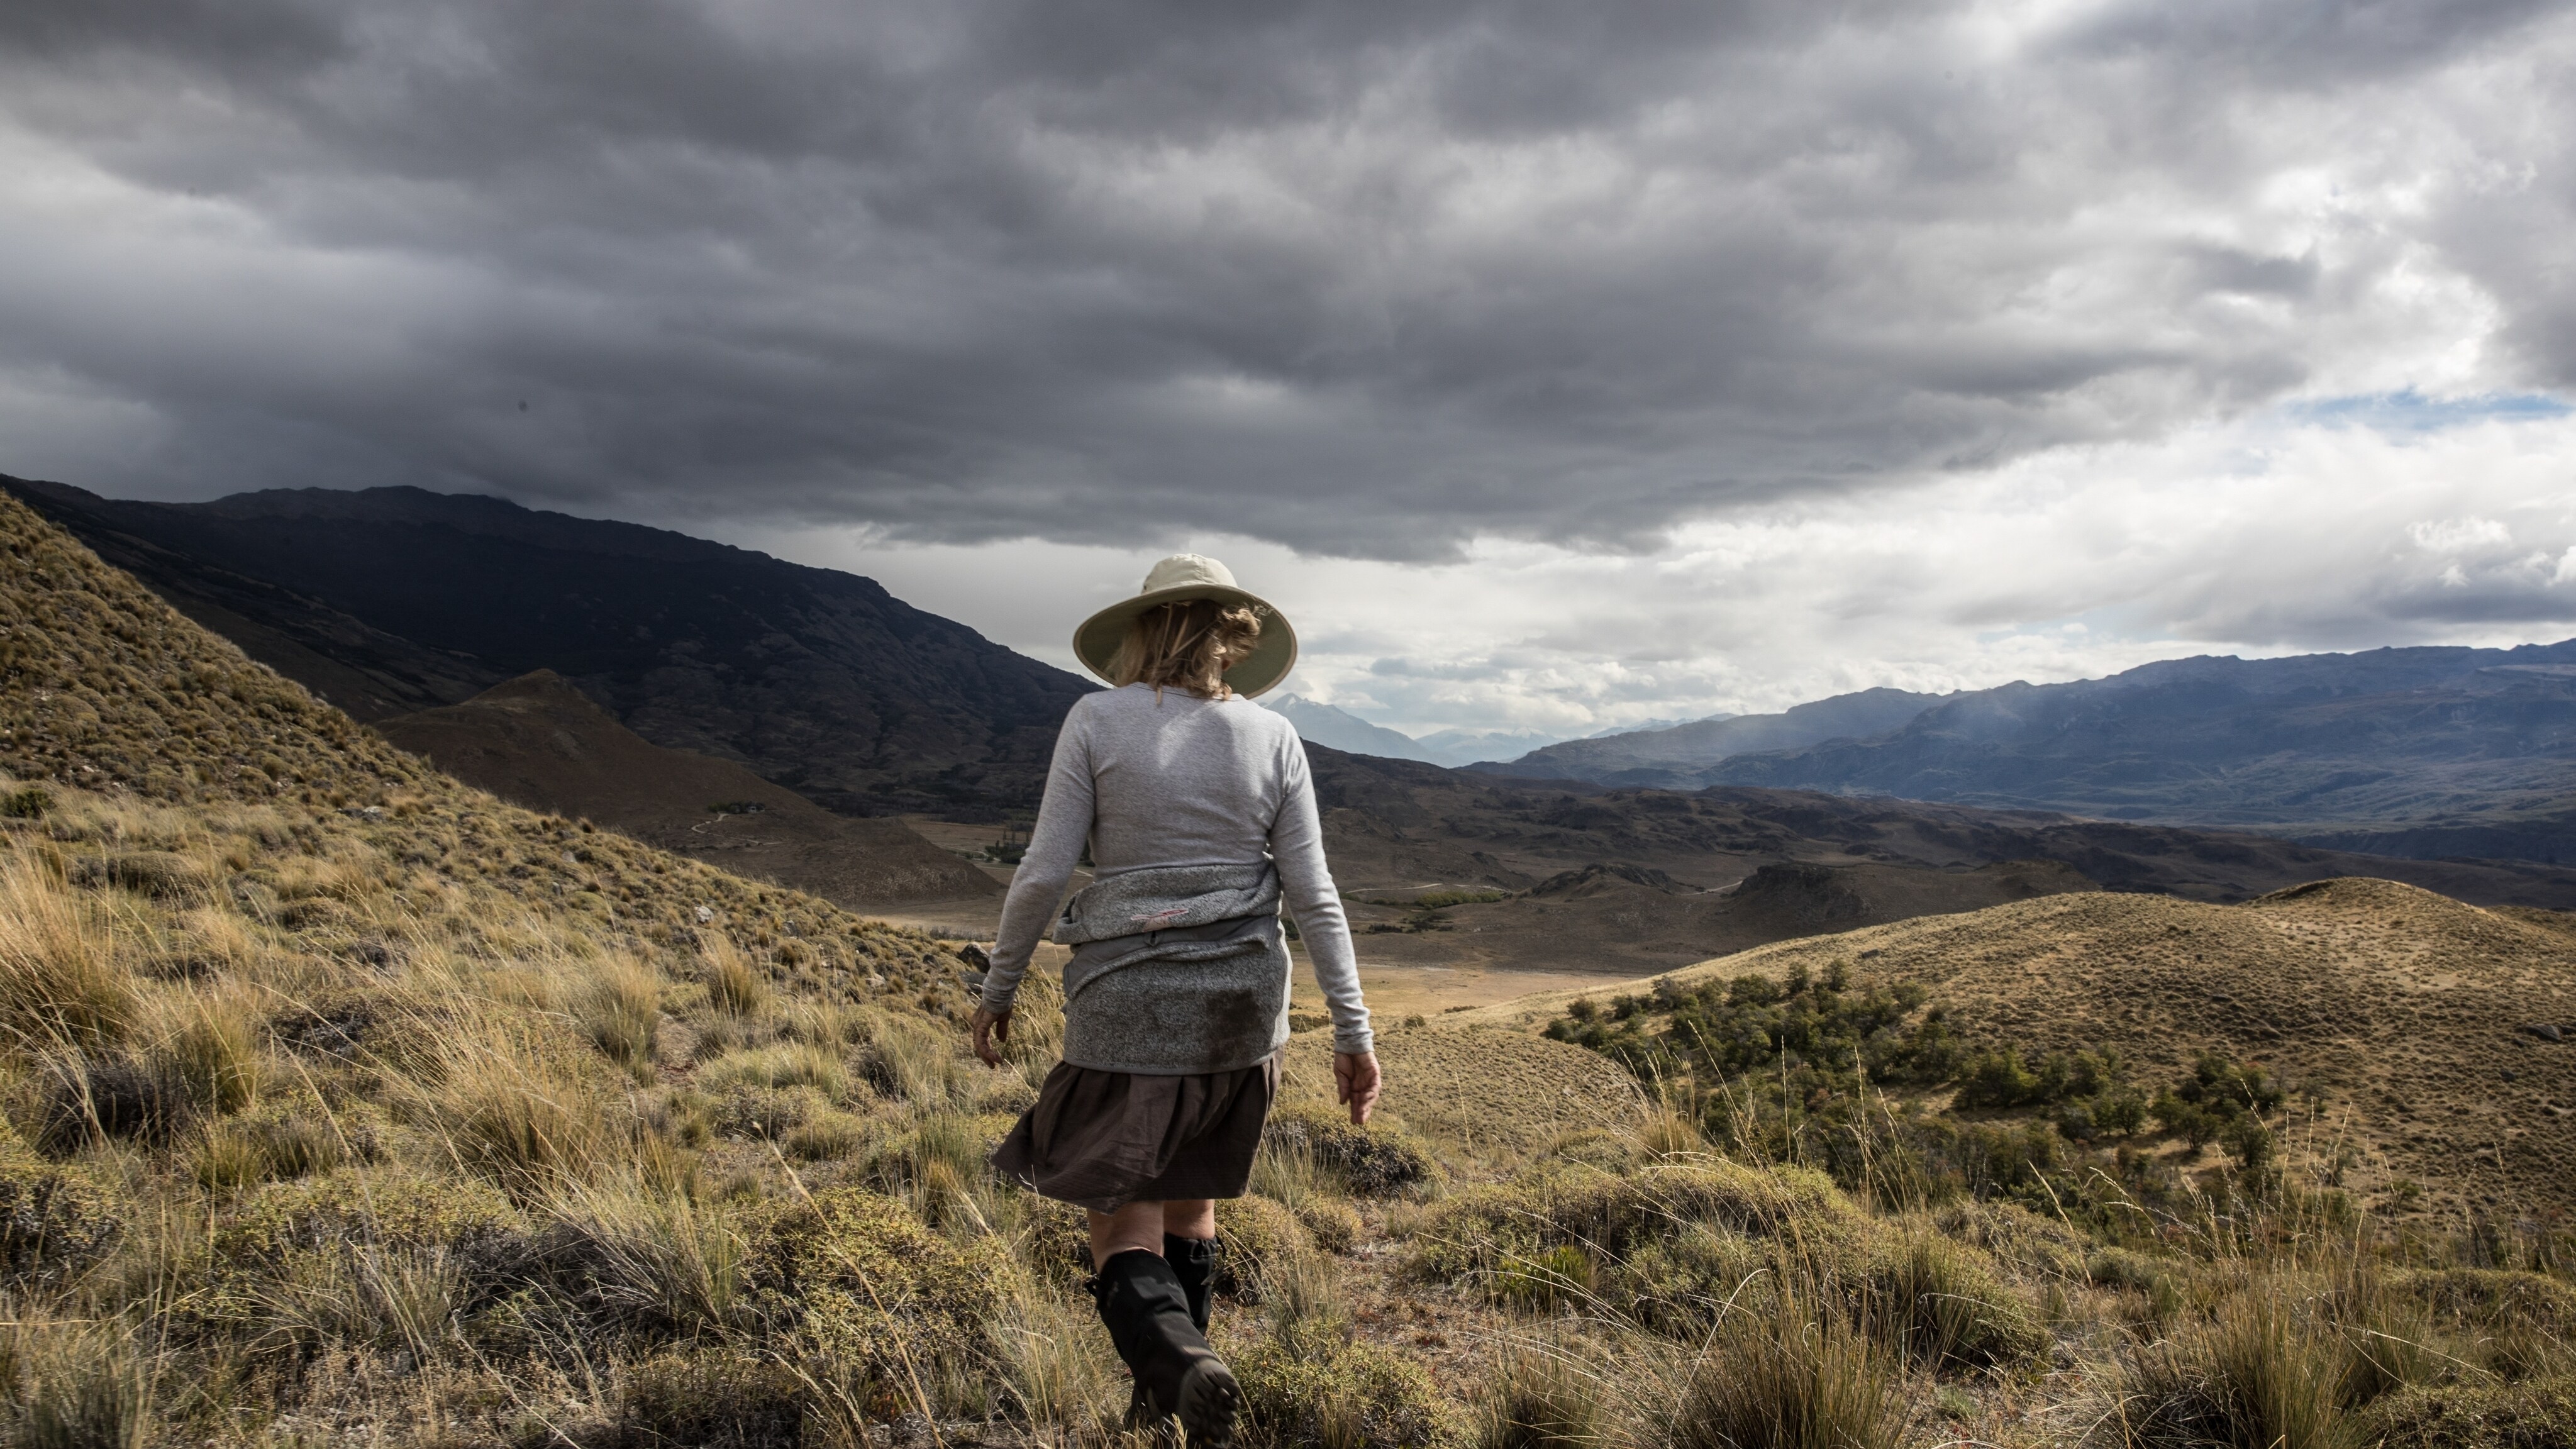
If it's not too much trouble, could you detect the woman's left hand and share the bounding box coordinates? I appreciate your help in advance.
[970,1005,1013,1067]
[1335,1050,1381,1126]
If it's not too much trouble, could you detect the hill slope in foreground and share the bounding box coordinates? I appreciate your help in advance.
[1460,879,2576,1213]
[373,669,997,912]
[9,491,2576,1448]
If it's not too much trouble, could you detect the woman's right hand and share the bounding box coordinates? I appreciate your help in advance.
[1335,1050,1381,1126]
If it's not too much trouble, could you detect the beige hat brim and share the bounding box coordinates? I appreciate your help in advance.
[1071,583,1299,698]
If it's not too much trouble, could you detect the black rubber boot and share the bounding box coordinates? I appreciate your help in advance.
[1092,1249,1241,1447]
[1165,1233,1218,1334]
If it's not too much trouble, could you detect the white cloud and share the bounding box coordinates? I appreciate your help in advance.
[715,404,2576,735]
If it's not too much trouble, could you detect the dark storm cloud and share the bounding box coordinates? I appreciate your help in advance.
[0,0,2566,558]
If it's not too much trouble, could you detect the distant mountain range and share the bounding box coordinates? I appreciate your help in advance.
[1476,651,2576,862]
[1,475,1094,816]
[1265,694,1708,767]
[14,471,2576,868]
[1479,687,1946,783]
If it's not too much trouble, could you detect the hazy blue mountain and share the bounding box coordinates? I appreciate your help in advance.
[1478,687,1948,785]
[1261,695,1441,763]
[1694,647,2576,859]
[1412,726,1571,767]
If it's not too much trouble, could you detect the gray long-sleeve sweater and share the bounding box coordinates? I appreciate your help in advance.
[977,684,1374,1065]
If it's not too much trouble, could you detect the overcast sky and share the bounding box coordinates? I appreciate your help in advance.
[5,1,2574,733]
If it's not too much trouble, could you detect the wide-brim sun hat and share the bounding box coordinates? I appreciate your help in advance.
[1072,553,1299,699]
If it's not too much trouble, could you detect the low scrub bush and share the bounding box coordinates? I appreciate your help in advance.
[739,1186,1009,1414]
[1215,1194,1310,1299]
[1264,1101,1438,1196]
[609,1346,809,1449]
[1228,1324,1458,1448]
[0,1132,123,1284]
[212,1168,531,1289]
[2350,1377,2576,1449]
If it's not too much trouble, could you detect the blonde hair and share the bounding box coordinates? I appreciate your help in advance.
[1109,599,1263,699]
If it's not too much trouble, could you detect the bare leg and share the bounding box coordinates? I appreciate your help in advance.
[1089,1200,1170,1268]
[1090,1197,1219,1267]
[1162,1197,1216,1242]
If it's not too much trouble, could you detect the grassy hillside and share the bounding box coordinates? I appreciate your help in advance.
[1455,880,2576,1213]
[6,490,2576,1449]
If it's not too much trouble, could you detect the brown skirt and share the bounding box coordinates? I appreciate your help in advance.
[990,1054,1279,1213]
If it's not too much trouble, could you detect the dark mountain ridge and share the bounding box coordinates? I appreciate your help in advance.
[1,475,1097,815]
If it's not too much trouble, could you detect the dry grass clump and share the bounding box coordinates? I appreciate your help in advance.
[538,1174,747,1338]
[575,955,661,1079]
[7,1316,157,1449]
[0,856,138,1048]
[702,932,772,1019]
[1475,1339,1616,1449]
[1657,1291,1913,1449]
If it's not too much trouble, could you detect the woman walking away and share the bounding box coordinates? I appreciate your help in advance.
[970,553,1380,1447]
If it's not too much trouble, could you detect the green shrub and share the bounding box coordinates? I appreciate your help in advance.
[610,1347,807,1449]
[1263,1101,1439,1196]
[2350,1377,2576,1449]
[1215,1194,1310,1299]
[739,1187,1008,1396]
[1295,1197,1365,1254]
[1493,1243,1597,1313]
[213,1169,530,1287]
[1228,1329,1458,1448]
[784,1111,867,1162]
[0,1133,121,1284]
[1411,1160,1862,1285]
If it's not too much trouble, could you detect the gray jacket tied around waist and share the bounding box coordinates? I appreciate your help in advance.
[1050,862,1292,1075]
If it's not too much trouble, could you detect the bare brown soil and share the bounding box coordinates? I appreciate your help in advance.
[375,670,998,911]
